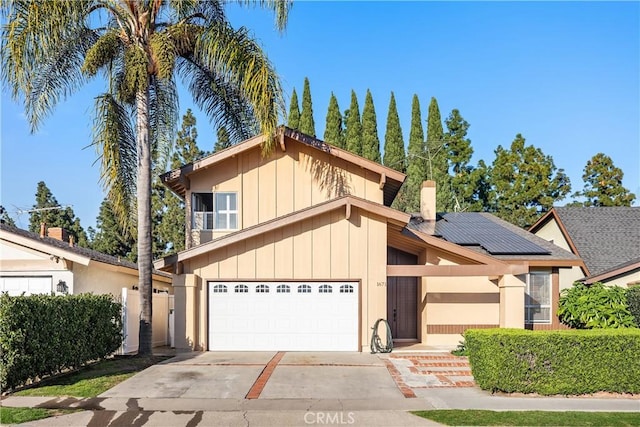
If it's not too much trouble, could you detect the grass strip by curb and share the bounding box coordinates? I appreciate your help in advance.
[0,407,79,424]
[412,410,640,426]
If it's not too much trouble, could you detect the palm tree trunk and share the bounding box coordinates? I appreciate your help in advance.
[136,85,153,356]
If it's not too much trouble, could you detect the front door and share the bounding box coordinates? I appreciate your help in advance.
[387,277,418,340]
[387,247,418,340]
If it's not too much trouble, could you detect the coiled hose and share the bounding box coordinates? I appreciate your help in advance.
[370,318,393,354]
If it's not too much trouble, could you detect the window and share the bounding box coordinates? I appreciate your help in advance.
[215,193,237,230]
[256,284,269,293]
[319,284,333,293]
[235,284,248,293]
[192,192,237,230]
[212,284,227,293]
[525,272,551,324]
[340,284,354,293]
[276,284,291,293]
[298,284,311,293]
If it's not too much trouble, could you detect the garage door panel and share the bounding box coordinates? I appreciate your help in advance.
[208,281,358,351]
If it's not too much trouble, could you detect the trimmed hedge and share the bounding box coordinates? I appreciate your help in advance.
[0,293,122,391]
[466,328,640,395]
[627,286,640,327]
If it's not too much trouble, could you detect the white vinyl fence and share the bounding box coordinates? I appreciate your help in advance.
[120,288,174,354]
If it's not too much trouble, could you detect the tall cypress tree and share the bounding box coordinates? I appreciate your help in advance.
[572,153,636,206]
[299,77,315,136]
[361,89,381,162]
[426,97,453,212]
[444,109,478,211]
[324,92,344,148]
[344,90,362,156]
[91,198,136,261]
[214,126,232,153]
[383,92,405,172]
[401,95,427,213]
[287,88,300,130]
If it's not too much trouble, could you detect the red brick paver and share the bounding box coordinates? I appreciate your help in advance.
[383,359,417,398]
[388,353,475,389]
[245,351,285,399]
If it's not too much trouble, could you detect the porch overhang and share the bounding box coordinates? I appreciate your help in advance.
[386,263,529,277]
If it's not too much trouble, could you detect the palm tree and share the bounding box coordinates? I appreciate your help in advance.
[2,0,290,355]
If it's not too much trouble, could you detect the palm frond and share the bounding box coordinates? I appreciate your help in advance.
[23,25,99,131]
[91,93,137,228]
[2,0,95,131]
[192,21,284,150]
[148,75,179,175]
[82,29,122,76]
[233,0,292,31]
[177,55,257,143]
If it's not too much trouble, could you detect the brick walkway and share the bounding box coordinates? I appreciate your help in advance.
[385,353,475,396]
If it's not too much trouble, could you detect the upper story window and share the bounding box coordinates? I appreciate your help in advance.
[192,192,238,231]
[525,271,551,324]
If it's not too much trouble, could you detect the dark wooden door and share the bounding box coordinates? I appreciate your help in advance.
[387,247,418,340]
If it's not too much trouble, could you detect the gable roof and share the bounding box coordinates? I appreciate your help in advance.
[530,207,640,275]
[155,195,410,271]
[0,223,171,280]
[409,212,583,267]
[160,126,406,207]
[581,257,640,285]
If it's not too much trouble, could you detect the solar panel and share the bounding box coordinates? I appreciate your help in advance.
[436,213,551,255]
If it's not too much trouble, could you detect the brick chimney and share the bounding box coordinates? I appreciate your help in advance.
[40,222,46,238]
[48,227,70,244]
[420,180,436,221]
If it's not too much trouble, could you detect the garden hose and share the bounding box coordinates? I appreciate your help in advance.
[370,318,393,354]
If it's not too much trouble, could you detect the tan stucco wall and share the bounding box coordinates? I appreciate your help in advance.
[188,140,384,245]
[72,262,172,297]
[176,206,388,351]
[601,270,640,288]
[534,218,571,251]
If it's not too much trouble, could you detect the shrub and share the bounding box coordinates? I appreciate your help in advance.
[0,293,122,391]
[466,328,640,395]
[558,282,635,328]
[627,286,640,327]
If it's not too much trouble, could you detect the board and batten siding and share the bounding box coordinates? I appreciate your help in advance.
[187,139,384,245]
[180,207,388,351]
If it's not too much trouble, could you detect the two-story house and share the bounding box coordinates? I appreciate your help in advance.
[155,128,582,351]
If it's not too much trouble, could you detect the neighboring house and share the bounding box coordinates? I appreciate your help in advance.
[0,223,174,350]
[155,127,582,352]
[1,223,172,296]
[530,207,640,288]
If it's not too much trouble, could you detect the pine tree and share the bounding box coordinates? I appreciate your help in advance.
[287,88,300,130]
[214,126,232,153]
[299,77,315,136]
[426,97,454,212]
[91,198,136,260]
[324,92,344,148]
[344,90,362,156]
[401,95,427,213]
[444,109,479,211]
[0,205,16,226]
[28,181,88,246]
[383,92,405,173]
[361,89,381,162]
[572,153,636,206]
[488,134,571,228]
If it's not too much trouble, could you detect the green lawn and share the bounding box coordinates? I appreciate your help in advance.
[412,410,640,426]
[0,407,78,425]
[13,355,167,398]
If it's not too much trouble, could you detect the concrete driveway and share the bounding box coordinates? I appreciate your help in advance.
[100,351,404,401]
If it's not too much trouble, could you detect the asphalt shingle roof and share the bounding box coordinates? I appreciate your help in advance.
[0,223,170,277]
[552,207,640,275]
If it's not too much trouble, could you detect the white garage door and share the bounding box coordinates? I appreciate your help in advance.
[0,276,53,296]
[208,281,359,351]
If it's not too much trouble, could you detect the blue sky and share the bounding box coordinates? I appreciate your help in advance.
[1,1,638,230]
